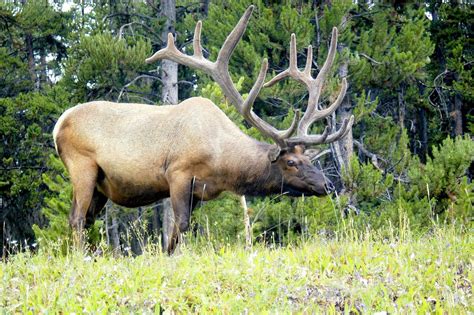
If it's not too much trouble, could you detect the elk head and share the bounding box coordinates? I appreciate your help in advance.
[146,6,353,196]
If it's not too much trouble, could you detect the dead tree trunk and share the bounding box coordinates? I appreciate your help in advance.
[418,107,428,162]
[25,33,37,90]
[452,77,463,136]
[201,0,210,16]
[159,0,178,248]
[240,196,252,249]
[160,0,178,105]
[333,43,353,173]
[39,47,48,89]
[106,205,121,255]
[398,85,406,130]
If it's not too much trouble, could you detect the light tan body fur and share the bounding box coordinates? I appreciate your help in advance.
[54,97,271,205]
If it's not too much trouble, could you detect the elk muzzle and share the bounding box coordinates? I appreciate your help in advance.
[282,165,335,197]
[305,168,335,196]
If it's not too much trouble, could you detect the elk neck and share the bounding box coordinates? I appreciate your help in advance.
[232,141,284,197]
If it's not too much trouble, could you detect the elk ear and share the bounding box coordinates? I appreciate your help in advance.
[267,146,281,162]
[292,144,306,154]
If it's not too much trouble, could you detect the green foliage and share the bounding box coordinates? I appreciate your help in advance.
[0,48,32,97]
[408,136,474,224]
[429,2,473,104]
[0,89,67,247]
[344,157,394,210]
[0,1,70,95]
[350,6,434,91]
[192,193,243,244]
[342,136,473,233]
[352,90,378,123]
[32,155,72,252]
[63,33,152,102]
[409,136,473,197]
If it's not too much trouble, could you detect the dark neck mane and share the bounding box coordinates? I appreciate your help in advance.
[233,142,283,196]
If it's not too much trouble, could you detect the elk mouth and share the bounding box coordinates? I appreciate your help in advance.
[282,183,333,197]
[281,185,312,197]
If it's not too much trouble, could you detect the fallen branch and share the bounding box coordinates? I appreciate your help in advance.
[353,140,385,171]
[118,22,160,40]
[359,52,383,65]
[309,149,331,161]
[117,75,162,102]
[240,195,252,250]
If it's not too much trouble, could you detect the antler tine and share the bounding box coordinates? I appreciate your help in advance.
[289,33,298,73]
[193,21,203,58]
[297,27,338,135]
[314,27,338,88]
[324,115,354,143]
[287,126,329,146]
[216,5,254,70]
[303,45,313,76]
[263,71,289,88]
[264,34,312,88]
[242,59,269,115]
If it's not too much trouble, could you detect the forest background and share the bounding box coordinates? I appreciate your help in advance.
[0,0,472,255]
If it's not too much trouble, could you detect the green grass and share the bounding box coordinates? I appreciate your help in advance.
[1,227,472,313]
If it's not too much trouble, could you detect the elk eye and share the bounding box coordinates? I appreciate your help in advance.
[287,160,296,167]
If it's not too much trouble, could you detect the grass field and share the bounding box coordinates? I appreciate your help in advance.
[1,226,472,313]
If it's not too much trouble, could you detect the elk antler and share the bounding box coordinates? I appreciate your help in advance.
[146,5,298,147]
[264,28,354,146]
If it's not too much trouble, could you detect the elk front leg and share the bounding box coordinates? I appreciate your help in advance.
[164,176,195,254]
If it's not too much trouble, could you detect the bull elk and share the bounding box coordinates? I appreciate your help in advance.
[53,5,353,253]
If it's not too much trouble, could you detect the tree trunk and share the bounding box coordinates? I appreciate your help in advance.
[108,0,119,32]
[130,209,143,255]
[452,90,463,136]
[160,0,178,104]
[107,206,121,255]
[418,107,428,162]
[398,86,405,130]
[25,33,37,90]
[333,43,353,173]
[201,0,210,16]
[240,195,252,249]
[152,204,162,241]
[159,0,178,248]
[39,48,48,89]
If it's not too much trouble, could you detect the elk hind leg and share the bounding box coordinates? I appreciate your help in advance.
[85,188,108,229]
[67,159,98,248]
